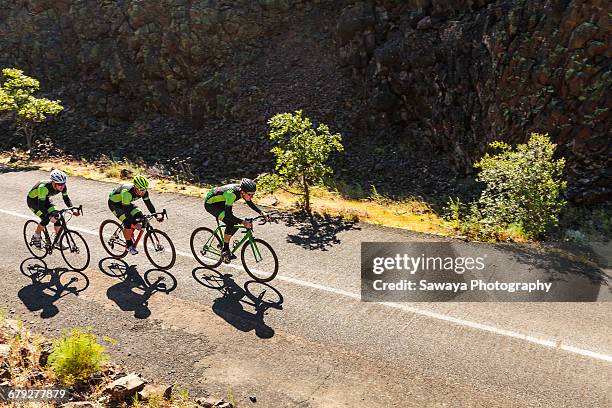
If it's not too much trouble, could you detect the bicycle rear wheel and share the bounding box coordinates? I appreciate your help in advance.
[241,238,278,282]
[60,230,91,271]
[23,220,48,259]
[99,219,128,258]
[144,229,176,270]
[190,227,223,268]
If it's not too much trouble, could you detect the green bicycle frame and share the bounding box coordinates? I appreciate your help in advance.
[206,223,264,262]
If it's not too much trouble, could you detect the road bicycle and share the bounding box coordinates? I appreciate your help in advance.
[23,205,90,272]
[99,209,176,270]
[190,215,279,282]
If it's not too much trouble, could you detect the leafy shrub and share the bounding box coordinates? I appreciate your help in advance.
[259,110,344,214]
[468,133,567,240]
[48,328,109,387]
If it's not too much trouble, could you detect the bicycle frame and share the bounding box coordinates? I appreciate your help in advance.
[208,222,264,262]
[128,223,149,249]
[41,206,81,254]
[42,216,66,252]
[112,209,167,250]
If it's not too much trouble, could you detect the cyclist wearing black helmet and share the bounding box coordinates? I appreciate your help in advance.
[205,178,270,262]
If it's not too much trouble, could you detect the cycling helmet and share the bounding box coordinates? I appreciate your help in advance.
[133,175,150,190]
[240,178,257,193]
[50,169,67,184]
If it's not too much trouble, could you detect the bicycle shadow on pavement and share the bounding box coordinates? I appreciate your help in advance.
[99,257,177,319]
[280,211,361,251]
[17,257,90,318]
[192,267,283,338]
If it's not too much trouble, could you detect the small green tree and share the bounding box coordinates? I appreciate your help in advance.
[469,132,567,239]
[48,328,109,387]
[0,67,63,152]
[260,110,344,214]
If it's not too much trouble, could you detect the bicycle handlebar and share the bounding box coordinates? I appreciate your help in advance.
[58,205,83,215]
[246,215,267,223]
[241,211,278,227]
[140,209,168,221]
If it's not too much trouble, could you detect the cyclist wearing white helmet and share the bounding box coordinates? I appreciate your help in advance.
[26,169,80,248]
[204,178,270,263]
[107,175,163,255]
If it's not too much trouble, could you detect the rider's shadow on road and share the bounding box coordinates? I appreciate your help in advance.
[280,212,361,251]
[18,257,90,318]
[99,257,177,319]
[192,268,283,339]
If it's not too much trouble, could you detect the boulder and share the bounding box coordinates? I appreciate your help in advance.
[103,373,146,401]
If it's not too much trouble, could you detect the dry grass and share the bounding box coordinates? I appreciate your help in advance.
[0,152,452,236]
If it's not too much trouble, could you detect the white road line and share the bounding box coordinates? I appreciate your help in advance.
[2,208,611,363]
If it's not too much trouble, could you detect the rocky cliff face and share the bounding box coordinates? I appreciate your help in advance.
[337,0,610,202]
[0,0,609,203]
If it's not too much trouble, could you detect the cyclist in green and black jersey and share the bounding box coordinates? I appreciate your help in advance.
[26,169,80,248]
[108,175,163,255]
[205,178,269,262]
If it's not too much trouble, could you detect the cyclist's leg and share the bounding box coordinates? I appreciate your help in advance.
[40,200,60,234]
[109,202,137,242]
[27,201,48,247]
[50,210,61,235]
[204,202,224,233]
[205,202,234,241]
[28,198,50,234]
[205,202,238,259]
[113,204,140,255]
[124,206,142,253]
[220,212,240,260]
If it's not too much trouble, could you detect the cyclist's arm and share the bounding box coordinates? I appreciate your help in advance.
[245,199,262,214]
[143,191,156,213]
[62,186,73,207]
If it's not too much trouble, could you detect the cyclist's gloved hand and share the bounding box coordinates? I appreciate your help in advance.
[135,216,148,228]
[72,208,81,216]
[261,211,271,222]
[155,214,164,222]
[242,219,253,229]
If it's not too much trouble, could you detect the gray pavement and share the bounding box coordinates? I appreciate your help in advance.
[0,168,610,407]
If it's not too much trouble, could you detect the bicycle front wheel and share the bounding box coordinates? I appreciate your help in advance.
[60,230,91,271]
[190,227,223,268]
[144,229,176,270]
[23,220,48,259]
[99,219,128,258]
[241,238,278,282]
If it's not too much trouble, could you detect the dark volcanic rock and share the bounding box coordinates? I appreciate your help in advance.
[0,0,609,203]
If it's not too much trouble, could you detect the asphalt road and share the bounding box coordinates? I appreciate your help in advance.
[0,168,610,407]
